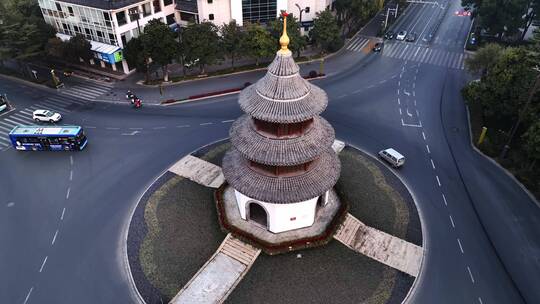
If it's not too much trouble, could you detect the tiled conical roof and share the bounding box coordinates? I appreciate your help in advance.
[230,115,335,166]
[238,51,328,123]
[222,148,341,204]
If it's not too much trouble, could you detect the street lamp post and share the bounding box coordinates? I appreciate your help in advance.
[500,70,540,159]
[294,4,309,34]
[129,8,142,36]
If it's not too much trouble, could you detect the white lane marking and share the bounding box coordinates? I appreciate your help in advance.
[199,122,213,126]
[122,130,140,136]
[66,187,71,200]
[430,159,436,169]
[176,125,190,128]
[399,108,403,115]
[85,126,96,129]
[61,207,66,220]
[478,297,484,304]
[69,170,73,181]
[152,126,166,130]
[406,108,413,117]
[467,266,475,284]
[70,155,73,166]
[436,175,441,186]
[403,89,410,96]
[106,127,120,130]
[416,109,420,117]
[442,193,448,206]
[413,82,416,89]
[414,47,421,58]
[398,81,401,86]
[422,131,426,140]
[457,238,464,253]
[397,89,400,95]
[23,287,34,304]
[39,256,48,273]
[129,127,143,130]
[397,98,400,105]
[51,229,59,245]
[426,144,431,154]
[221,119,235,123]
[449,215,455,228]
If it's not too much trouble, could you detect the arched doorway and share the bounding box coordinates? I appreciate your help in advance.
[247,202,268,229]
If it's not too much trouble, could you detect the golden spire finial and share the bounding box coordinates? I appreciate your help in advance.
[278,11,290,54]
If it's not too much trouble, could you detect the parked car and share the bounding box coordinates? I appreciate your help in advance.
[405,32,417,42]
[379,148,405,168]
[33,109,62,123]
[372,42,383,52]
[396,31,407,41]
[384,30,395,40]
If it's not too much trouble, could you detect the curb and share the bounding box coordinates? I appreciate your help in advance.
[0,73,56,93]
[464,107,540,208]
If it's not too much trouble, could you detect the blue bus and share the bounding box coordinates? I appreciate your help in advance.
[9,125,88,151]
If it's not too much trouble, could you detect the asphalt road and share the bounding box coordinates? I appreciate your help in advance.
[1,1,539,303]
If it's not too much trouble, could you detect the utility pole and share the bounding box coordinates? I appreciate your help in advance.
[294,4,309,34]
[129,7,142,36]
[500,71,540,158]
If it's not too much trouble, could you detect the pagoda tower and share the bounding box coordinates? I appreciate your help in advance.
[222,13,341,234]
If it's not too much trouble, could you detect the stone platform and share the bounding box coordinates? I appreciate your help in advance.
[216,185,347,255]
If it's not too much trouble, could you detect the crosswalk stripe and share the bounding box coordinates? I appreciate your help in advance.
[49,96,85,105]
[443,52,452,67]
[353,39,369,52]
[45,97,72,106]
[391,44,404,57]
[0,124,13,132]
[413,47,421,60]
[451,53,460,69]
[386,44,398,57]
[408,46,419,60]
[347,38,362,50]
[406,46,417,60]
[78,84,110,93]
[28,105,42,111]
[6,115,32,125]
[37,102,67,112]
[385,44,396,56]
[352,38,367,51]
[425,49,434,64]
[456,53,464,69]
[398,45,409,59]
[420,48,430,62]
[20,109,34,115]
[69,86,104,96]
[12,113,32,121]
[61,90,90,99]
[430,50,441,64]
[4,118,26,126]
[0,132,11,140]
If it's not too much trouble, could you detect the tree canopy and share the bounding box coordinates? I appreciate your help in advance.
[181,22,222,74]
[242,22,275,66]
[140,19,178,81]
[310,9,342,53]
[220,21,244,69]
[123,37,150,81]
[64,34,93,63]
[465,43,504,76]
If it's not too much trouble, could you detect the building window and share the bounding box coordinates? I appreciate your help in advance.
[163,0,173,6]
[84,28,92,39]
[74,25,81,33]
[109,33,117,45]
[62,23,68,31]
[97,30,104,37]
[242,0,277,23]
[55,2,62,11]
[180,12,196,22]
[142,3,151,17]
[116,11,127,26]
[153,0,161,13]
[208,0,213,3]
[68,7,74,16]
[129,8,140,21]
[209,14,214,20]
[166,13,175,25]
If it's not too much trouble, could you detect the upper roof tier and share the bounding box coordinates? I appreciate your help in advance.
[239,50,328,123]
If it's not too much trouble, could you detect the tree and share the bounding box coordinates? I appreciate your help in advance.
[181,22,222,74]
[64,34,93,63]
[465,43,504,76]
[242,22,275,66]
[220,21,244,69]
[268,14,307,58]
[123,37,150,83]
[462,47,537,125]
[141,19,178,81]
[310,9,342,54]
[45,37,67,58]
[335,0,379,36]
[462,0,529,40]
[522,121,540,169]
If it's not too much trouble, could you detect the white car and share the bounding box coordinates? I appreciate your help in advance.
[379,148,405,168]
[33,109,62,123]
[396,31,407,41]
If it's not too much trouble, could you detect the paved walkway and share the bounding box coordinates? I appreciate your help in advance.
[168,155,225,188]
[170,234,260,304]
[334,213,423,277]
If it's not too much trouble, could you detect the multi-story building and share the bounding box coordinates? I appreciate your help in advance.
[38,0,178,74]
[176,0,334,32]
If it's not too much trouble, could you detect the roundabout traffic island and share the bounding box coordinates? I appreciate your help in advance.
[127,17,423,304]
[127,140,423,304]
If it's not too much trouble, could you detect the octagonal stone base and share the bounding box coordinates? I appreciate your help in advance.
[215,184,348,255]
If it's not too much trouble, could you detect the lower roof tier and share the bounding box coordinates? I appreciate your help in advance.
[222,148,341,204]
[230,115,335,166]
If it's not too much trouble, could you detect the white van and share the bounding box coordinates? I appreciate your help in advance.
[379,148,405,168]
